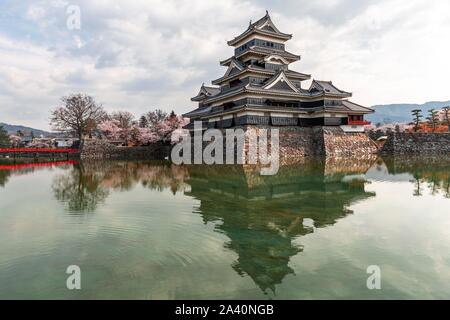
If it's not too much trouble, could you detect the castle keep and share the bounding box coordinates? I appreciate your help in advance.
[183,12,378,161]
[184,11,373,133]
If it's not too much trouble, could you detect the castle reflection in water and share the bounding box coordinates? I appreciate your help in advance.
[184,158,378,293]
[1,156,449,294]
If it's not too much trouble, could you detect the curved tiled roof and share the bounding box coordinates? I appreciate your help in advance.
[219,48,300,68]
[211,65,310,85]
[309,80,352,98]
[182,106,212,117]
[341,100,374,113]
[227,11,292,46]
[191,84,221,101]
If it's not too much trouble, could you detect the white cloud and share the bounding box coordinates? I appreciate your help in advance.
[0,0,449,130]
[26,5,47,21]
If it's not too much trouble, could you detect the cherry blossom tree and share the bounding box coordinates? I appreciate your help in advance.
[153,115,188,143]
[136,127,157,145]
[98,110,188,146]
[98,120,122,141]
[28,139,53,148]
[9,135,22,147]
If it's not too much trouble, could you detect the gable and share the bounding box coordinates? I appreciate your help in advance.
[263,71,299,92]
[256,14,283,35]
[261,25,276,32]
[270,80,297,92]
[224,60,244,77]
[310,81,323,92]
[228,67,241,76]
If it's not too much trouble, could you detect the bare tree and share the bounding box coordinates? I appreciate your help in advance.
[145,109,168,128]
[110,111,135,144]
[50,94,106,140]
[111,111,135,129]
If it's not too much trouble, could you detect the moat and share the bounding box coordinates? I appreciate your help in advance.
[0,157,450,299]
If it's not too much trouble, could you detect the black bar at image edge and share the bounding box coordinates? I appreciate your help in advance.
[0,300,448,318]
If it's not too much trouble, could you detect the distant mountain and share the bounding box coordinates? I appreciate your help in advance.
[0,123,52,137]
[367,100,450,125]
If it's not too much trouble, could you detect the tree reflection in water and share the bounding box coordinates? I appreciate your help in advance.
[51,161,189,212]
[382,156,450,198]
[52,163,110,213]
[0,169,11,187]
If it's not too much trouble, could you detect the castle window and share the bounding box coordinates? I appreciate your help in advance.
[229,79,242,88]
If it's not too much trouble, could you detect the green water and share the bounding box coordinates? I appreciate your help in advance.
[0,157,449,299]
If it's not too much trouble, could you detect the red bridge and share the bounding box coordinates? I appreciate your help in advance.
[0,148,79,154]
[0,160,79,170]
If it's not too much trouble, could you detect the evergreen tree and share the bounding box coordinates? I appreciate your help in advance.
[443,106,450,131]
[139,115,149,128]
[426,109,439,132]
[411,109,422,132]
[0,125,11,148]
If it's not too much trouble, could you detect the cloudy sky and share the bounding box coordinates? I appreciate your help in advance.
[1,0,449,130]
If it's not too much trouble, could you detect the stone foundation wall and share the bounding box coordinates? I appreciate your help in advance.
[190,125,377,165]
[269,126,377,162]
[244,126,317,165]
[82,127,379,162]
[80,140,170,160]
[320,127,378,158]
[381,132,450,155]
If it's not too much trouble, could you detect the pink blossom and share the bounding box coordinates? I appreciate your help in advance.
[99,114,188,146]
[28,139,53,148]
[9,135,22,147]
[137,127,158,145]
[98,120,122,140]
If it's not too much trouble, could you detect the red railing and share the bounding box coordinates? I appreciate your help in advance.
[0,160,79,170]
[0,148,79,153]
[348,120,371,126]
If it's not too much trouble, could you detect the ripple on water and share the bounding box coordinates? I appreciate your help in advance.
[75,202,228,274]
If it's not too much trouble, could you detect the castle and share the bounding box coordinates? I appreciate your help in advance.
[184,11,373,133]
[183,11,377,160]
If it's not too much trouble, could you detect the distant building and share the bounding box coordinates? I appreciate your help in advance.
[22,136,33,145]
[184,11,373,133]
